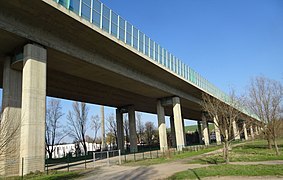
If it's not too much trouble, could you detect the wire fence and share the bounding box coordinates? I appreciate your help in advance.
[0,144,210,179]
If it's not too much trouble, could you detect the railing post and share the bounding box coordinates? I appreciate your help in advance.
[118,150,122,165]
[85,153,87,169]
[107,151,110,166]
[67,154,70,172]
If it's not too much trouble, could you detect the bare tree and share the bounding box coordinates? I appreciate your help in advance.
[0,108,21,175]
[136,112,144,143]
[67,102,89,155]
[123,114,129,144]
[202,91,247,163]
[248,76,283,155]
[91,115,101,143]
[45,99,65,159]
[107,113,117,147]
[144,121,156,145]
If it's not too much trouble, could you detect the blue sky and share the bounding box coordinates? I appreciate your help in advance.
[99,0,283,94]
[2,0,283,142]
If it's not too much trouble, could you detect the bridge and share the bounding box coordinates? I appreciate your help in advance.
[0,0,258,176]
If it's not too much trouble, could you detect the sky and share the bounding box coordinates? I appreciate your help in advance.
[2,0,283,143]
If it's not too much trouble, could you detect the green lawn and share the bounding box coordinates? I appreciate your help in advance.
[124,146,221,166]
[168,164,283,179]
[188,139,283,164]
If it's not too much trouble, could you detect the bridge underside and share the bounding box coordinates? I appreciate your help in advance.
[0,0,205,120]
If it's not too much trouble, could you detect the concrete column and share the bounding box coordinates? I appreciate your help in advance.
[202,114,209,146]
[172,97,185,151]
[207,121,210,143]
[101,106,106,150]
[128,106,137,152]
[170,116,176,148]
[213,117,221,145]
[243,122,248,140]
[20,44,47,175]
[157,100,168,152]
[182,119,187,146]
[116,108,124,153]
[197,121,202,144]
[1,57,22,176]
[255,126,259,135]
[232,120,240,140]
[250,125,254,140]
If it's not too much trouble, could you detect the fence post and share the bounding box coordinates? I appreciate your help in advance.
[118,150,121,165]
[124,151,127,163]
[142,151,144,160]
[85,153,87,169]
[150,149,152,159]
[157,150,159,158]
[67,155,70,172]
[46,158,49,175]
[107,151,110,166]
[134,151,136,162]
[21,157,24,180]
[93,152,96,168]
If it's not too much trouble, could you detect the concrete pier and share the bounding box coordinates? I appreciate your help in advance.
[116,108,124,153]
[101,106,106,150]
[1,57,22,176]
[202,114,209,146]
[250,125,255,140]
[170,116,176,148]
[232,120,240,140]
[128,106,137,152]
[197,121,202,144]
[213,117,221,145]
[243,122,248,140]
[157,100,168,151]
[20,44,47,175]
[172,97,185,150]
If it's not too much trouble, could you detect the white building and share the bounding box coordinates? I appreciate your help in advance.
[47,142,101,159]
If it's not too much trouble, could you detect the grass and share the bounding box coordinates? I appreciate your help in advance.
[124,146,221,166]
[168,164,283,179]
[188,138,283,164]
[1,171,82,180]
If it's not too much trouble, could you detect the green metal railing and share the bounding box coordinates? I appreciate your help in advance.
[54,0,257,120]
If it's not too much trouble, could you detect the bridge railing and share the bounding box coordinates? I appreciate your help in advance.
[53,0,257,119]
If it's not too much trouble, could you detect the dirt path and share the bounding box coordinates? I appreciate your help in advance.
[78,144,283,180]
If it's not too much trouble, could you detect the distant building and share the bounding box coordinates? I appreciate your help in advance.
[46,142,101,159]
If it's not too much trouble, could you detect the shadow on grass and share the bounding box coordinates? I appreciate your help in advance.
[187,168,200,180]
[197,157,223,164]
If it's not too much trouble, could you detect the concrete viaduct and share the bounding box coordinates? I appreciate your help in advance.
[0,0,259,176]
